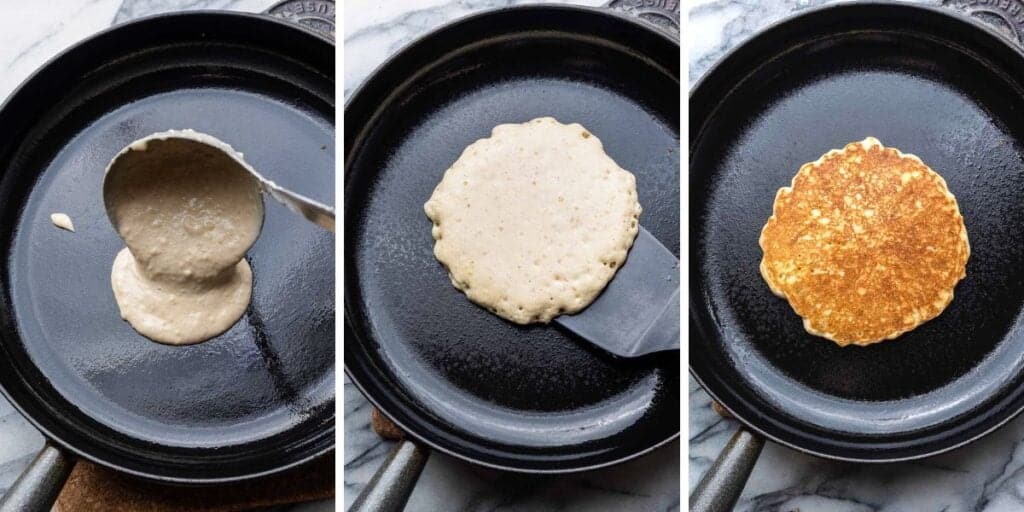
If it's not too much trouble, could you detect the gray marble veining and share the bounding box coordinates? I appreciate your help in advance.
[112,0,271,23]
[344,0,603,98]
[689,1,1024,511]
[0,1,332,510]
[343,1,680,510]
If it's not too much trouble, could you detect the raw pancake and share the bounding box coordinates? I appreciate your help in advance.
[424,117,642,324]
[105,130,264,345]
[111,248,252,345]
[759,137,969,346]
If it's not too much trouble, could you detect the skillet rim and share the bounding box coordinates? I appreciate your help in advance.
[343,3,681,474]
[688,0,1024,463]
[0,10,336,484]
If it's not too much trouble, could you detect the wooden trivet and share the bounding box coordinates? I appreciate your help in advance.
[52,452,334,512]
[711,401,734,419]
[371,408,404,441]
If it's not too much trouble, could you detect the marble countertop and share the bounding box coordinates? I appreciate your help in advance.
[689,1,1024,511]
[0,1,331,510]
[343,1,680,511]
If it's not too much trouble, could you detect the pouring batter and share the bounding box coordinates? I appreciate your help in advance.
[104,130,264,345]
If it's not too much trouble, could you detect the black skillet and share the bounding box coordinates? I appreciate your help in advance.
[345,2,679,509]
[0,1,335,510]
[690,2,1024,510]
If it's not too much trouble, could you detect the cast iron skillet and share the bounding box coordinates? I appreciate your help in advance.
[690,2,1024,510]
[0,2,335,510]
[345,2,679,510]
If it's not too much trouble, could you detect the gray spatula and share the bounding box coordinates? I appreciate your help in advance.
[555,227,679,357]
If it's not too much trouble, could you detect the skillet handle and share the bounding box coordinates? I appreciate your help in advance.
[944,0,1024,47]
[348,440,430,512]
[689,427,765,512]
[606,0,680,38]
[265,0,336,40]
[0,441,74,512]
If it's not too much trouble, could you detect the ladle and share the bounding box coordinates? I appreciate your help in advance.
[103,129,334,233]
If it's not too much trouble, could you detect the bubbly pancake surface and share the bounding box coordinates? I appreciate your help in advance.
[424,117,642,324]
[759,137,969,346]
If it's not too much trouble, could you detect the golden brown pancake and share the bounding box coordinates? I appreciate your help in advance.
[759,137,969,346]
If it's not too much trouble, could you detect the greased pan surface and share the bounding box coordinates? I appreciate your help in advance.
[691,3,1024,461]
[0,12,334,482]
[345,6,680,472]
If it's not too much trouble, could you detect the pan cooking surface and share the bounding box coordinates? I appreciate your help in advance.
[13,89,334,446]
[0,13,334,480]
[691,4,1024,459]
[346,7,679,471]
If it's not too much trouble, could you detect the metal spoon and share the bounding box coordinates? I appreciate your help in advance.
[103,129,335,232]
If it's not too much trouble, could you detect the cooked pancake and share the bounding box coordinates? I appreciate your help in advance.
[424,117,642,324]
[759,137,969,346]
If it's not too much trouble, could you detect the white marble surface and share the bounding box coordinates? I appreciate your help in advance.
[689,1,1024,511]
[0,1,332,510]
[343,1,680,511]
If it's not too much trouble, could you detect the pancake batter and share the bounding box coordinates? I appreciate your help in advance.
[50,213,74,232]
[105,130,263,345]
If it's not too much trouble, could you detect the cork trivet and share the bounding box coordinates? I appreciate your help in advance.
[53,452,334,512]
[371,408,404,441]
